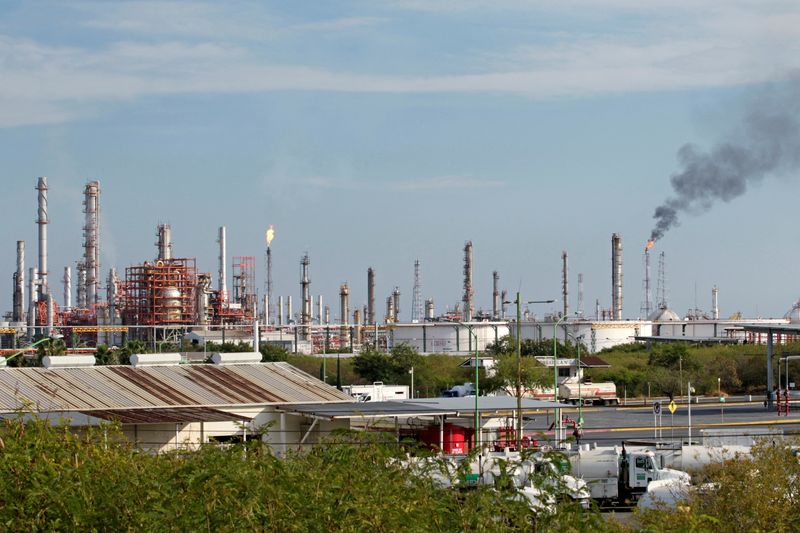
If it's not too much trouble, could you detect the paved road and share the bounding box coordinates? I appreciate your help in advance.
[523,401,800,446]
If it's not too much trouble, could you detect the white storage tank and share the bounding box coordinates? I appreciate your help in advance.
[130,353,182,367]
[43,355,96,369]
[211,352,262,365]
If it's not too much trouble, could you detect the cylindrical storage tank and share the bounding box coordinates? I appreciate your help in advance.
[211,352,263,365]
[43,355,96,369]
[130,353,182,367]
[162,287,182,321]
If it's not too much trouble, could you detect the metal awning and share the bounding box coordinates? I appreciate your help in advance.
[634,335,741,344]
[278,401,453,420]
[280,397,567,421]
[78,407,252,424]
[737,323,800,333]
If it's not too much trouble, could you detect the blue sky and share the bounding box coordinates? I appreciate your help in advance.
[1,0,799,321]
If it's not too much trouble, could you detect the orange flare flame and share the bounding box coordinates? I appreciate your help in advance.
[646,240,654,250]
[266,225,275,246]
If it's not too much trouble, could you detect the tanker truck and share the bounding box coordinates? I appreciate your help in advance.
[558,378,619,406]
[568,445,690,505]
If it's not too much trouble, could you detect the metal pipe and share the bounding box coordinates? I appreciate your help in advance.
[36,177,48,299]
[317,295,322,325]
[277,296,284,327]
[217,226,227,302]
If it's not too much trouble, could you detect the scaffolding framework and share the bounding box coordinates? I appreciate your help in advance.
[232,256,257,319]
[122,258,197,326]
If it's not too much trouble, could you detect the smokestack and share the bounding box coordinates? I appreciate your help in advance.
[501,289,507,319]
[76,264,87,309]
[492,271,499,320]
[287,295,293,324]
[340,283,350,345]
[424,298,435,320]
[83,181,100,306]
[712,286,720,320]
[28,266,37,341]
[300,254,311,331]
[641,248,652,318]
[324,305,330,325]
[262,294,269,323]
[595,298,601,321]
[463,241,474,321]
[156,224,173,260]
[317,295,323,325]
[577,273,584,318]
[63,266,71,309]
[197,273,211,325]
[217,226,227,302]
[277,296,284,326]
[362,305,368,326]
[386,296,394,324]
[36,177,48,299]
[392,286,401,323]
[266,244,273,323]
[354,309,362,344]
[13,241,25,322]
[562,251,569,318]
[611,233,623,320]
[367,267,375,325]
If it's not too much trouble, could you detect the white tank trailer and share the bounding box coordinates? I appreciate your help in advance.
[569,445,689,505]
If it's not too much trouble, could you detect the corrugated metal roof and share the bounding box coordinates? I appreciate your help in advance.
[0,362,353,413]
[80,407,252,424]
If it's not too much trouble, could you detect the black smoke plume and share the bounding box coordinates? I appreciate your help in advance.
[650,77,800,243]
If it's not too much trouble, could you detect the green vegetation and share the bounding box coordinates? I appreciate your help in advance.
[0,416,604,532]
[588,341,800,397]
[636,439,800,532]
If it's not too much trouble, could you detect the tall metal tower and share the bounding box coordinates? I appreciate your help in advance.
[656,251,667,309]
[82,181,100,306]
[561,251,569,317]
[411,259,422,323]
[577,273,584,318]
[462,241,474,321]
[265,225,275,324]
[640,248,653,318]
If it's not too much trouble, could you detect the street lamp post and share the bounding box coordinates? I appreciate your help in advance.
[505,295,554,450]
[553,314,569,447]
[454,320,480,450]
[565,331,585,427]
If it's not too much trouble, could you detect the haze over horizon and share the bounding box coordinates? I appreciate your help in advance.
[2,1,800,321]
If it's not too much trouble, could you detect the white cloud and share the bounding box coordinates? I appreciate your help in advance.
[1,2,799,127]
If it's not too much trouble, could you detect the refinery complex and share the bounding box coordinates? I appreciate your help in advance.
[2,177,797,356]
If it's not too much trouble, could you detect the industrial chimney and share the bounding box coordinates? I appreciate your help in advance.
[392,287,401,323]
[712,286,719,320]
[83,181,100,306]
[217,226,227,303]
[13,241,25,322]
[424,298,435,320]
[156,224,173,260]
[300,254,311,335]
[492,271,499,320]
[463,241,474,321]
[63,266,71,310]
[340,283,350,346]
[611,233,623,320]
[36,177,48,300]
[367,267,375,325]
[562,251,569,318]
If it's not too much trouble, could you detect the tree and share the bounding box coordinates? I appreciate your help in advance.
[353,348,394,383]
[260,343,289,362]
[482,352,550,396]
